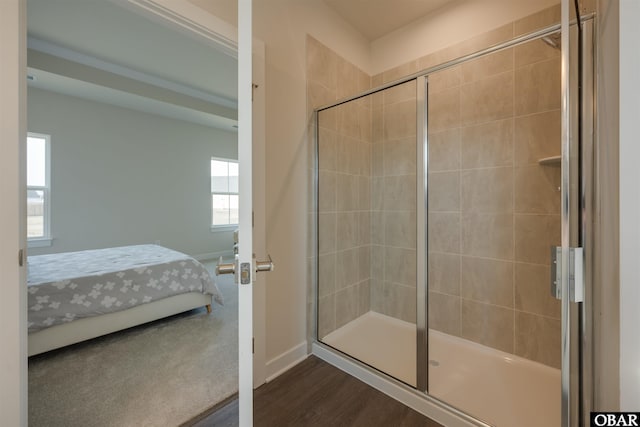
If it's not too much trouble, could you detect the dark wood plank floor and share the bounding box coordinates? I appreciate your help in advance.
[189,356,443,427]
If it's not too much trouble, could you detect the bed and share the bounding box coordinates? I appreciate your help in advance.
[27,244,223,356]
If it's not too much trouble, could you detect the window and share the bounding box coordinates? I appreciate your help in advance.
[27,133,51,245]
[211,158,238,228]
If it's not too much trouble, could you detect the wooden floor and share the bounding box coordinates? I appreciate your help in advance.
[188,356,443,427]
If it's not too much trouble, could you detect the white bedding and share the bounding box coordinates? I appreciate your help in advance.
[27,244,222,333]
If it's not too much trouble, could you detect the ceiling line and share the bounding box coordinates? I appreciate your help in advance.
[124,0,238,58]
[27,36,238,110]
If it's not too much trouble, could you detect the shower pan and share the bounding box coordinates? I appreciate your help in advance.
[313,9,594,427]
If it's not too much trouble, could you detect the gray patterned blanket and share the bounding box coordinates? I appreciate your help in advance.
[27,245,223,333]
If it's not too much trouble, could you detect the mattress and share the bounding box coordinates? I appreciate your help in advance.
[27,244,222,333]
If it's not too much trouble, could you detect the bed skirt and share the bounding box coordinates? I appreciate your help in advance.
[28,292,212,356]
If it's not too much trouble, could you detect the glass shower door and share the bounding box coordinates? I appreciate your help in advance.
[316,80,419,387]
[425,36,563,427]
[314,8,591,426]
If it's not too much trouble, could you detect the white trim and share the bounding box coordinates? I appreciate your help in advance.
[211,155,239,162]
[237,0,253,423]
[312,343,489,427]
[121,0,238,57]
[619,0,640,409]
[265,341,309,382]
[210,225,238,233]
[194,250,234,262]
[27,238,52,249]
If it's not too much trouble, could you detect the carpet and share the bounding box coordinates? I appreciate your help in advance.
[28,266,238,427]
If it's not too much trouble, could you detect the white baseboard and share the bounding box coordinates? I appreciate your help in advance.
[194,250,234,262]
[312,342,489,427]
[265,341,308,382]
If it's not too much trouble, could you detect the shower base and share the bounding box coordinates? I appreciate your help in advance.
[322,311,560,427]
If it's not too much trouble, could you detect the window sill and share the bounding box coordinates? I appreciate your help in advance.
[210,225,238,233]
[28,238,53,248]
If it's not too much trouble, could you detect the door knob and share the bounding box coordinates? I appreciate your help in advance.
[216,253,273,286]
[255,254,274,273]
[216,256,236,276]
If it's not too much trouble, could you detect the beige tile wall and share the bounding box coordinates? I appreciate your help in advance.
[307,36,373,339]
[309,5,565,367]
[425,37,562,368]
[364,4,563,369]
[370,81,418,323]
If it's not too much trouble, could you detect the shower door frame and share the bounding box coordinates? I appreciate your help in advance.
[312,15,596,427]
[416,73,428,393]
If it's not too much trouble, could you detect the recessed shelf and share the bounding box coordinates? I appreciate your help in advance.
[538,156,561,166]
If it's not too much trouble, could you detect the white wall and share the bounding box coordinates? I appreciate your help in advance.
[619,0,640,410]
[595,0,620,410]
[27,87,237,259]
[251,0,371,366]
[370,0,559,74]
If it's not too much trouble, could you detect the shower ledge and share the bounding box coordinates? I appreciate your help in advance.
[538,155,561,166]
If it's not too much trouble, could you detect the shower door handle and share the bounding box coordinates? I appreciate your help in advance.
[550,247,562,299]
[550,246,584,303]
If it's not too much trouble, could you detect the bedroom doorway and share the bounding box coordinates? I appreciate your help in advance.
[21,0,265,425]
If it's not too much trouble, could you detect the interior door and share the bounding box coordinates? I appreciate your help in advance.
[237,0,255,424]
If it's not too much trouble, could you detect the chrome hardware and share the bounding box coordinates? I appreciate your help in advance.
[233,229,239,255]
[255,254,274,273]
[550,247,562,299]
[550,246,584,303]
[570,247,584,303]
[217,253,273,286]
[240,262,251,285]
[216,256,236,276]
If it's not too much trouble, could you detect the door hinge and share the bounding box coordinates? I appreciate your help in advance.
[252,337,255,354]
[18,249,24,267]
[252,83,258,102]
[550,246,584,303]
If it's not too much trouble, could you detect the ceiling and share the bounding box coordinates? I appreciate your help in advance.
[26,0,460,125]
[322,0,457,40]
[27,0,238,130]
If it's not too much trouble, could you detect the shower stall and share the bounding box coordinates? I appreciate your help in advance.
[312,12,594,427]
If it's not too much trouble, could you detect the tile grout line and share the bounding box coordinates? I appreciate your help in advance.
[457,74,463,339]
[512,47,518,355]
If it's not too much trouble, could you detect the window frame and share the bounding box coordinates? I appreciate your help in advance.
[27,132,52,247]
[210,156,239,232]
